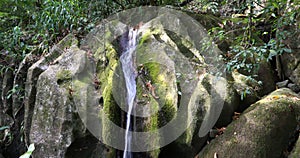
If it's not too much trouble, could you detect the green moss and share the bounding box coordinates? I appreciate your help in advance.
[139,28,161,46]
[164,30,195,59]
[143,62,162,84]
[56,70,72,89]
[102,62,120,124]
[141,62,177,128]
[98,44,118,91]
[46,34,78,62]
[102,86,120,124]
[105,31,112,39]
[92,42,121,142]
[72,80,86,98]
[135,78,160,158]
[94,43,116,65]
[56,70,72,81]
[57,34,78,48]
[146,100,160,158]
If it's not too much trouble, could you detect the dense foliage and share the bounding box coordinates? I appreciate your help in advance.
[0,0,299,99]
[0,0,299,156]
[0,0,182,73]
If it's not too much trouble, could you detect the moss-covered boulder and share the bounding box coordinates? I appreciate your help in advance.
[198,88,300,158]
[231,70,262,111]
[26,7,231,158]
[24,34,78,146]
[133,14,228,156]
[29,46,86,157]
[28,45,112,158]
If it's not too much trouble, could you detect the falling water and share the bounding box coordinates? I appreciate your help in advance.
[120,28,138,158]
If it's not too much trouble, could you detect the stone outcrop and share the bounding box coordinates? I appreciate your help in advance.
[23,7,231,157]
[198,88,300,158]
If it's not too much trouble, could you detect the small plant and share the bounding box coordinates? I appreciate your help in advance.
[0,126,10,131]
[19,144,35,158]
[0,125,12,146]
[6,84,24,100]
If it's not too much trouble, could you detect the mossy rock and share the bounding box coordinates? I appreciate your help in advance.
[198,88,300,158]
[27,46,115,157]
[46,34,78,62]
[136,35,178,127]
[231,70,261,111]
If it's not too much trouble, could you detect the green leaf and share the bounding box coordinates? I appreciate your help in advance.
[262,32,268,35]
[268,49,277,60]
[0,126,10,131]
[269,49,276,55]
[272,2,279,9]
[28,144,35,152]
[283,48,292,53]
[19,144,35,158]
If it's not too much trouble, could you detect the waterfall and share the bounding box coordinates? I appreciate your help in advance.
[120,28,138,158]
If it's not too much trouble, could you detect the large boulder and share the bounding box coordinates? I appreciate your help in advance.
[29,46,87,157]
[24,34,78,146]
[78,7,228,157]
[28,45,112,157]
[198,88,300,158]
[26,7,233,158]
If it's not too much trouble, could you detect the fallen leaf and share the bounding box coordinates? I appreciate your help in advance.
[272,95,280,100]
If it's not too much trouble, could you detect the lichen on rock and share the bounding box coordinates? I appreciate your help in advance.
[198,88,300,158]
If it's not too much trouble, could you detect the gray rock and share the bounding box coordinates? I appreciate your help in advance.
[80,10,226,157]
[215,81,240,127]
[276,80,289,88]
[231,70,261,111]
[27,42,113,157]
[12,53,37,118]
[24,34,78,146]
[198,88,300,158]
[29,47,85,157]
[289,65,300,87]
[288,83,300,93]
[27,8,230,158]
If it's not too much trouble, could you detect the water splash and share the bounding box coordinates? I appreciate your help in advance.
[120,28,138,158]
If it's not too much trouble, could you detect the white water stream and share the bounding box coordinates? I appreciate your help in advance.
[121,28,138,158]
